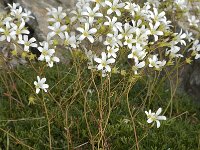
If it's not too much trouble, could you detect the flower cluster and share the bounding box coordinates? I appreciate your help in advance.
[1,0,200,128]
[0,3,32,43]
[65,0,197,77]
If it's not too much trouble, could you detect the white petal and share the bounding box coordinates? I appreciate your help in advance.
[42,84,49,89]
[36,88,40,94]
[97,64,103,70]
[157,116,166,120]
[58,32,65,39]
[107,58,115,64]
[77,27,84,33]
[78,35,86,41]
[156,120,161,128]
[105,65,111,72]
[41,78,46,83]
[105,1,112,7]
[24,45,29,51]
[88,28,97,34]
[29,37,36,43]
[147,118,153,123]
[87,35,94,43]
[107,9,113,15]
[156,108,162,115]
[94,58,102,63]
[115,9,121,16]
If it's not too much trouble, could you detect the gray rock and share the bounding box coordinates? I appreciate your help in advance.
[0,1,7,16]
[13,0,75,40]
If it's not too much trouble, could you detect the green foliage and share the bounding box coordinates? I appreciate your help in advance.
[0,64,200,149]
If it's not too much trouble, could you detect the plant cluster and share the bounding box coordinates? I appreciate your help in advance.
[0,0,200,149]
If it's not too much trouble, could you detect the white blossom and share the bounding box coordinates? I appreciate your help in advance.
[34,76,49,94]
[94,52,115,73]
[104,16,122,32]
[145,108,167,128]
[47,7,66,23]
[128,44,147,61]
[11,19,30,37]
[105,0,125,16]
[149,22,163,42]
[185,30,194,42]
[18,35,37,52]
[64,32,77,48]
[38,42,55,62]
[107,46,119,58]
[148,55,166,69]
[77,23,97,43]
[132,60,145,74]
[0,22,16,42]
[81,5,103,25]
[188,15,199,28]
[48,22,67,40]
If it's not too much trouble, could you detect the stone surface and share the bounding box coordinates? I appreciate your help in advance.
[177,2,200,100]
[13,0,75,40]
[0,1,7,16]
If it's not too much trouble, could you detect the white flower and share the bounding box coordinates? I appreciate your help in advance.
[124,34,135,49]
[173,29,186,46]
[76,0,90,8]
[70,7,86,23]
[48,22,67,40]
[104,16,122,32]
[118,23,135,39]
[185,30,194,42]
[84,48,97,69]
[107,46,119,58]
[147,0,160,7]
[23,8,35,22]
[128,44,147,61]
[132,60,145,74]
[148,55,166,69]
[10,6,25,20]
[149,8,166,23]
[18,35,37,52]
[105,0,125,16]
[104,33,122,47]
[188,15,199,28]
[0,22,16,42]
[7,3,20,11]
[124,2,137,16]
[132,28,150,47]
[3,17,13,24]
[90,0,106,6]
[11,19,30,37]
[77,23,97,43]
[149,22,163,42]
[64,32,77,48]
[189,40,200,59]
[175,0,187,10]
[81,5,103,25]
[94,52,115,73]
[161,17,172,30]
[145,108,166,128]
[47,7,66,23]
[166,43,183,58]
[134,3,150,20]
[34,76,49,94]
[47,56,60,67]
[38,42,55,62]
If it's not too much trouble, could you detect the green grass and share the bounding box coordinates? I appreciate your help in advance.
[0,64,200,150]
